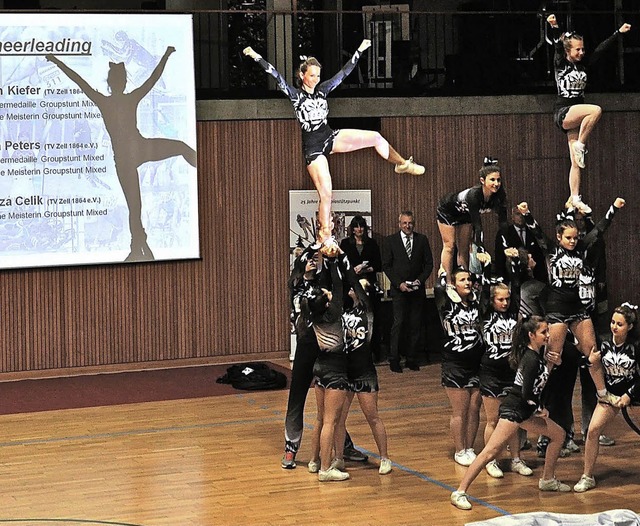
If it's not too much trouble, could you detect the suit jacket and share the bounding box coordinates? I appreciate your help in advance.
[494,224,547,283]
[382,231,433,295]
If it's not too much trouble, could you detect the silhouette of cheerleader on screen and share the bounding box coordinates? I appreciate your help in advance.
[47,46,197,262]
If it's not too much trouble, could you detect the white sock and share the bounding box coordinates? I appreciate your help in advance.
[574,141,585,151]
[597,388,607,397]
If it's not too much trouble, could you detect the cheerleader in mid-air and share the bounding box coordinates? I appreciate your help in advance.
[244,40,424,249]
[546,14,631,210]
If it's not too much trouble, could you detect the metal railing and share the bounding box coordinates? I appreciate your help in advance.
[193,5,640,99]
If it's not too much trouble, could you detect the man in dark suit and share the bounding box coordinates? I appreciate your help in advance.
[382,211,433,373]
[494,206,547,283]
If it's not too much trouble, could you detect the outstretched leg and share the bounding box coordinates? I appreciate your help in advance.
[332,129,424,175]
[142,137,197,167]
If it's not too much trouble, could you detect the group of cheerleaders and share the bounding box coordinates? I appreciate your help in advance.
[244,12,639,511]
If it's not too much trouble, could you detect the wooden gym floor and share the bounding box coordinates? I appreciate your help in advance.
[0,359,637,526]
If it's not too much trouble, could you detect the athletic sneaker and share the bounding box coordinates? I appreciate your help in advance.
[559,445,573,458]
[599,435,615,446]
[565,439,580,453]
[571,195,592,215]
[572,142,587,168]
[574,474,596,493]
[281,451,296,469]
[485,460,504,478]
[320,236,339,257]
[510,459,533,476]
[343,446,368,462]
[597,391,621,406]
[465,448,477,462]
[450,490,472,510]
[394,156,425,176]
[454,449,473,467]
[446,284,462,303]
[538,477,571,492]
[330,458,346,471]
[307,459,319,473]
[318,467,350,482]
[379,458,392,475]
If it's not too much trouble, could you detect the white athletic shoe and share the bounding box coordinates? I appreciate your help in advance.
[450,490,472,510]
[510,458,533,476]
[571,195,592,215]
[485,460,504,478]
[574,474,596,493]
[395,156,425,176]
[379,458,392,475]
[318,467,349,482]
[572,142,587,168]
[539,477,571,492]
[454,449,473,467]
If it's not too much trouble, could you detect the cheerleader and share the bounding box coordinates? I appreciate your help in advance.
[546,14,631,208]
[480,283,534,479]
[437,158,508,286]
[332,279,392,476]
[574,303,640,492]
[244,41,424,248]
[304,250,368,482]
[434,265,486,466]
[451,316,568,511]
[517,198,625,406]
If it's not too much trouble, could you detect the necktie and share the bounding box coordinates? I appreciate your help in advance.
[405,235,412,258]
[519,228,526,245]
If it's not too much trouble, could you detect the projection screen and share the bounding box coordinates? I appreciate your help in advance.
[0,13,199,268]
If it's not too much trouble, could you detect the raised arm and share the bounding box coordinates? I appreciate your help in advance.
[546,14,565,65]
[582,198,625,248]
[243,45,298,99]
[317,39,370,95]
[133,45,175,98]
[45,54,97,101]
[590,24,631,66]
[518,202,553,257]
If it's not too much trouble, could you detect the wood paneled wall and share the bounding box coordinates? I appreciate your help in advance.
[2,111,639,377]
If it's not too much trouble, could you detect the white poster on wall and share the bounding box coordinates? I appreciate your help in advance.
[0,13,198,269]
[289,189,372,256]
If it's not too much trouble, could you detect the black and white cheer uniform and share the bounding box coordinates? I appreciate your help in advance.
[499,348,554,423]
[251,49,363,164]
[437,184,508,256]
[549,25,624,131]
[523,204,618,324]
